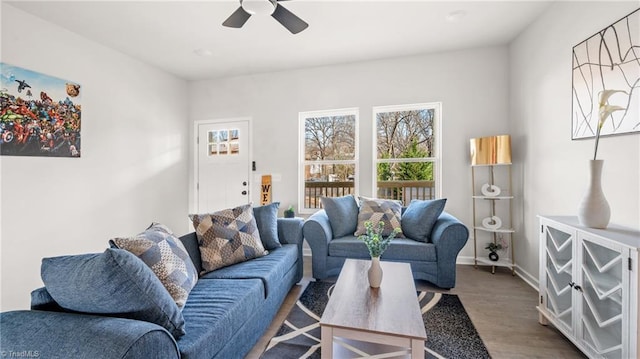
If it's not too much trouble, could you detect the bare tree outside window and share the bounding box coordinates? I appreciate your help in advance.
[375,105,439,204]
[300,109,357,211]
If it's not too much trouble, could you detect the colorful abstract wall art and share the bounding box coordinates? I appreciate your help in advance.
[1,63,81,157]
[572,8,639,140]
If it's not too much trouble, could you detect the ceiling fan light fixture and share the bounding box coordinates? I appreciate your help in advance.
[241,0,276,16]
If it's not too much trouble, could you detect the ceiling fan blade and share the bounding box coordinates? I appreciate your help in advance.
[271,3,308,34]
[223,6,251,28]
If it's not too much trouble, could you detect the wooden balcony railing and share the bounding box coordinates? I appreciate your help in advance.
[304,180,435,209]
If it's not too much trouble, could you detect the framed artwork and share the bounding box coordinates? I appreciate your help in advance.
[1,63,81,157]
[571,8,639,140]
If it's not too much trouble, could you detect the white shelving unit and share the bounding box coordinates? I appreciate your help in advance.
[538,215,640,359]
[471,163,515,274]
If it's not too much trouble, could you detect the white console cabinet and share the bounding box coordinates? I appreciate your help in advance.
[538,215,639,359]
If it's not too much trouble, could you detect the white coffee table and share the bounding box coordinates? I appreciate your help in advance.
[319,259,427,359]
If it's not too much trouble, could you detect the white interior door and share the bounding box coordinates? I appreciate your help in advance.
[197,120,250,213]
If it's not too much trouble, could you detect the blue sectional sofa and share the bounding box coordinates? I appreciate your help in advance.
[0,217,304,359]
[303,196,468,289]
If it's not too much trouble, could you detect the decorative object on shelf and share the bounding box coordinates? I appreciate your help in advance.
[284,205,295,218]
[470,134,515,275]
[481,216,502,230]
[578,90,626,229]
[485,242,502,262]
[571,8,639,140]
[481,183,501,197]
[357,221,400,288]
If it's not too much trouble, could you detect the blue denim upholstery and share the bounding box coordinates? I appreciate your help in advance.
[329,237,437,262]
[201,244,298,297]
[177,278,264,358]
[1,218,304,359]
[41,248,186,338]
[253,202,281,250]
[304,209,467,289]
[401,199,447,241]
[320,195,359,237]
[0,310,179,359]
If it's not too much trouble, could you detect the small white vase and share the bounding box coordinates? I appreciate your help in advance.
[368,257,383,288]
[578,159,610,229]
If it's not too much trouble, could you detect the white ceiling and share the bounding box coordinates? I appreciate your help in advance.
[6,1,553,81]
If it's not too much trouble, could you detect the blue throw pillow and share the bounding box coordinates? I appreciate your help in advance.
[41,248,186,339]
[401,199,447,242]
[320,195,358,238]
[253,202,281,250]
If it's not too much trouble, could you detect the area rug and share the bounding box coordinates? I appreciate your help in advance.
[261,281,491,359]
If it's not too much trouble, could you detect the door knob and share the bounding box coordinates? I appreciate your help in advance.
[242,181,247,186]
[241,190,247,195]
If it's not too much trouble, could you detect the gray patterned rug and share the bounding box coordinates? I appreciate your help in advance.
[261,281,491,359]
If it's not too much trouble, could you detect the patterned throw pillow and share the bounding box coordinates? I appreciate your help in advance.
[189,203,267,274]
[354,197,404,237]
[110,223,198,309]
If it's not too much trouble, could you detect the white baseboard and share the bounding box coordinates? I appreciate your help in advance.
[456,256,538,290]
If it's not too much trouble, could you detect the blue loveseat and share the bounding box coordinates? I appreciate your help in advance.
[303,196,468,289]
[0,217,304,359]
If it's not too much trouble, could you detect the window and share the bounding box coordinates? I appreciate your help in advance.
[299,108,358,212]
[374,103,440,205]
[207,128,240,156]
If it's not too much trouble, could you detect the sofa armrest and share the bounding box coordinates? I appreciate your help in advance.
[278,217,304,283]
[303,210,333,256]
[430,212,469,288]
[302,210,335,279]
[0,310,179,359]
[431,212,469,258]
[277,217,303,246]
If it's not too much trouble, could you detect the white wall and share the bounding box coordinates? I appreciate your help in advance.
[0,4,190,310]
[189,46,511,260]
[510,2,640,285]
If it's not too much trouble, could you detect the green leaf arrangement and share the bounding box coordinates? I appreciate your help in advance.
[358,221,401,258]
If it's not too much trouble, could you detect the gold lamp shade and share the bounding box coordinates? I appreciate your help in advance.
[470,135,512,165]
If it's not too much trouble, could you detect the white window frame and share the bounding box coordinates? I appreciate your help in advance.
[371,102,442,200]
[298,108,359,214]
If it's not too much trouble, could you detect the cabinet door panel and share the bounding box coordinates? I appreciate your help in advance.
[578,234,625,359]
[542,221,575,332]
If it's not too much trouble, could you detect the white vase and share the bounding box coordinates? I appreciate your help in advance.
[368,257,383,288]
[578,159,610,229]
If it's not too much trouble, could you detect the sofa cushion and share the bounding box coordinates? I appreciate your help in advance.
[30,286,63,311]
[253,202,281,250]
[354,197,404,237]
[190,204,267,274]
[177,278,265,359]
[401,199,447,242]
[329,237,436,262]
[199,244,298,298]
[110,223,198,308]
[320,195,359,238]
[41,248,185,339]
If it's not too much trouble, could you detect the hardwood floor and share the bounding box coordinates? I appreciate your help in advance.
[246,258,586,359]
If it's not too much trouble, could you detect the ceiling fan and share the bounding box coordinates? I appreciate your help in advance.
[222,0,309,34]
